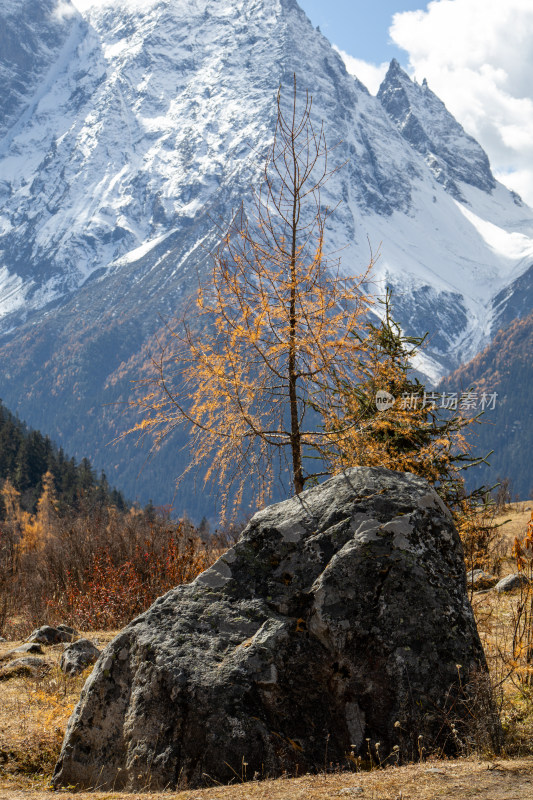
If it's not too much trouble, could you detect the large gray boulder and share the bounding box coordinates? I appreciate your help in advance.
[53,467,497,791]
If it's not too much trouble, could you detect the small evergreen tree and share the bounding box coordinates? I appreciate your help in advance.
[322,291,488,511]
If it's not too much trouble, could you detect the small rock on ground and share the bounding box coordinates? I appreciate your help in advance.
[0,656,51,680]
[27,625,77,645]
[467,569,498,590]
[60,638,100,676]
[9,642,44,656]
[57,623,79,636]
[495,573,530,593]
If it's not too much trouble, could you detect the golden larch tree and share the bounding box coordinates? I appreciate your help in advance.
[130,78,374,514]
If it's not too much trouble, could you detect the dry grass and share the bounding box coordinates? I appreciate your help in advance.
[0,631,118,786]
[469,502,533,754]
[0,508,532,798]
[494,501,533,549]
[0,757,532,799]
[473,589,533,752]
[0,659,79,780]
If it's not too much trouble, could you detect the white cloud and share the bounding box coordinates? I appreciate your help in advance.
[52,0,78,20]
[333,47,388,95]
[389,0,533,205]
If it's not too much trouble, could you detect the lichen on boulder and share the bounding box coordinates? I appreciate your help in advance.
[53,467,498,791]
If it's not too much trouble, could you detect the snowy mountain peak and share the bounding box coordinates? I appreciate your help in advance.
[0,0,419,326]
[377,58,495,199]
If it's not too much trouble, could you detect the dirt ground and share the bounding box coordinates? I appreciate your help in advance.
[0,757,532,800]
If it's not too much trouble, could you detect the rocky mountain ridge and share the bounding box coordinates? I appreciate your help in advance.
[439,310,533,500]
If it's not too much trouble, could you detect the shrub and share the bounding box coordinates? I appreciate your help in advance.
[0,498,222,635]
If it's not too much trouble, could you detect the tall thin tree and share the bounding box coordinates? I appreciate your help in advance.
[130,77,373,514]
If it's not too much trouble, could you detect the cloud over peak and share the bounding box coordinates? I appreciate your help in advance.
[389,0,533,204]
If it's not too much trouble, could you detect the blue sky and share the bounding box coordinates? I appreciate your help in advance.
[297,0,427,64]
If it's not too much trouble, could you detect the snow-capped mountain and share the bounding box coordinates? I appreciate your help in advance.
[378,59,496,200]
[0,0,531,512]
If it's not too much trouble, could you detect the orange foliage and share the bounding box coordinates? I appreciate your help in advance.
[47,527,215,629]
[0,477,222,636]
[322,293,479,509]
[513,511,533,572]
